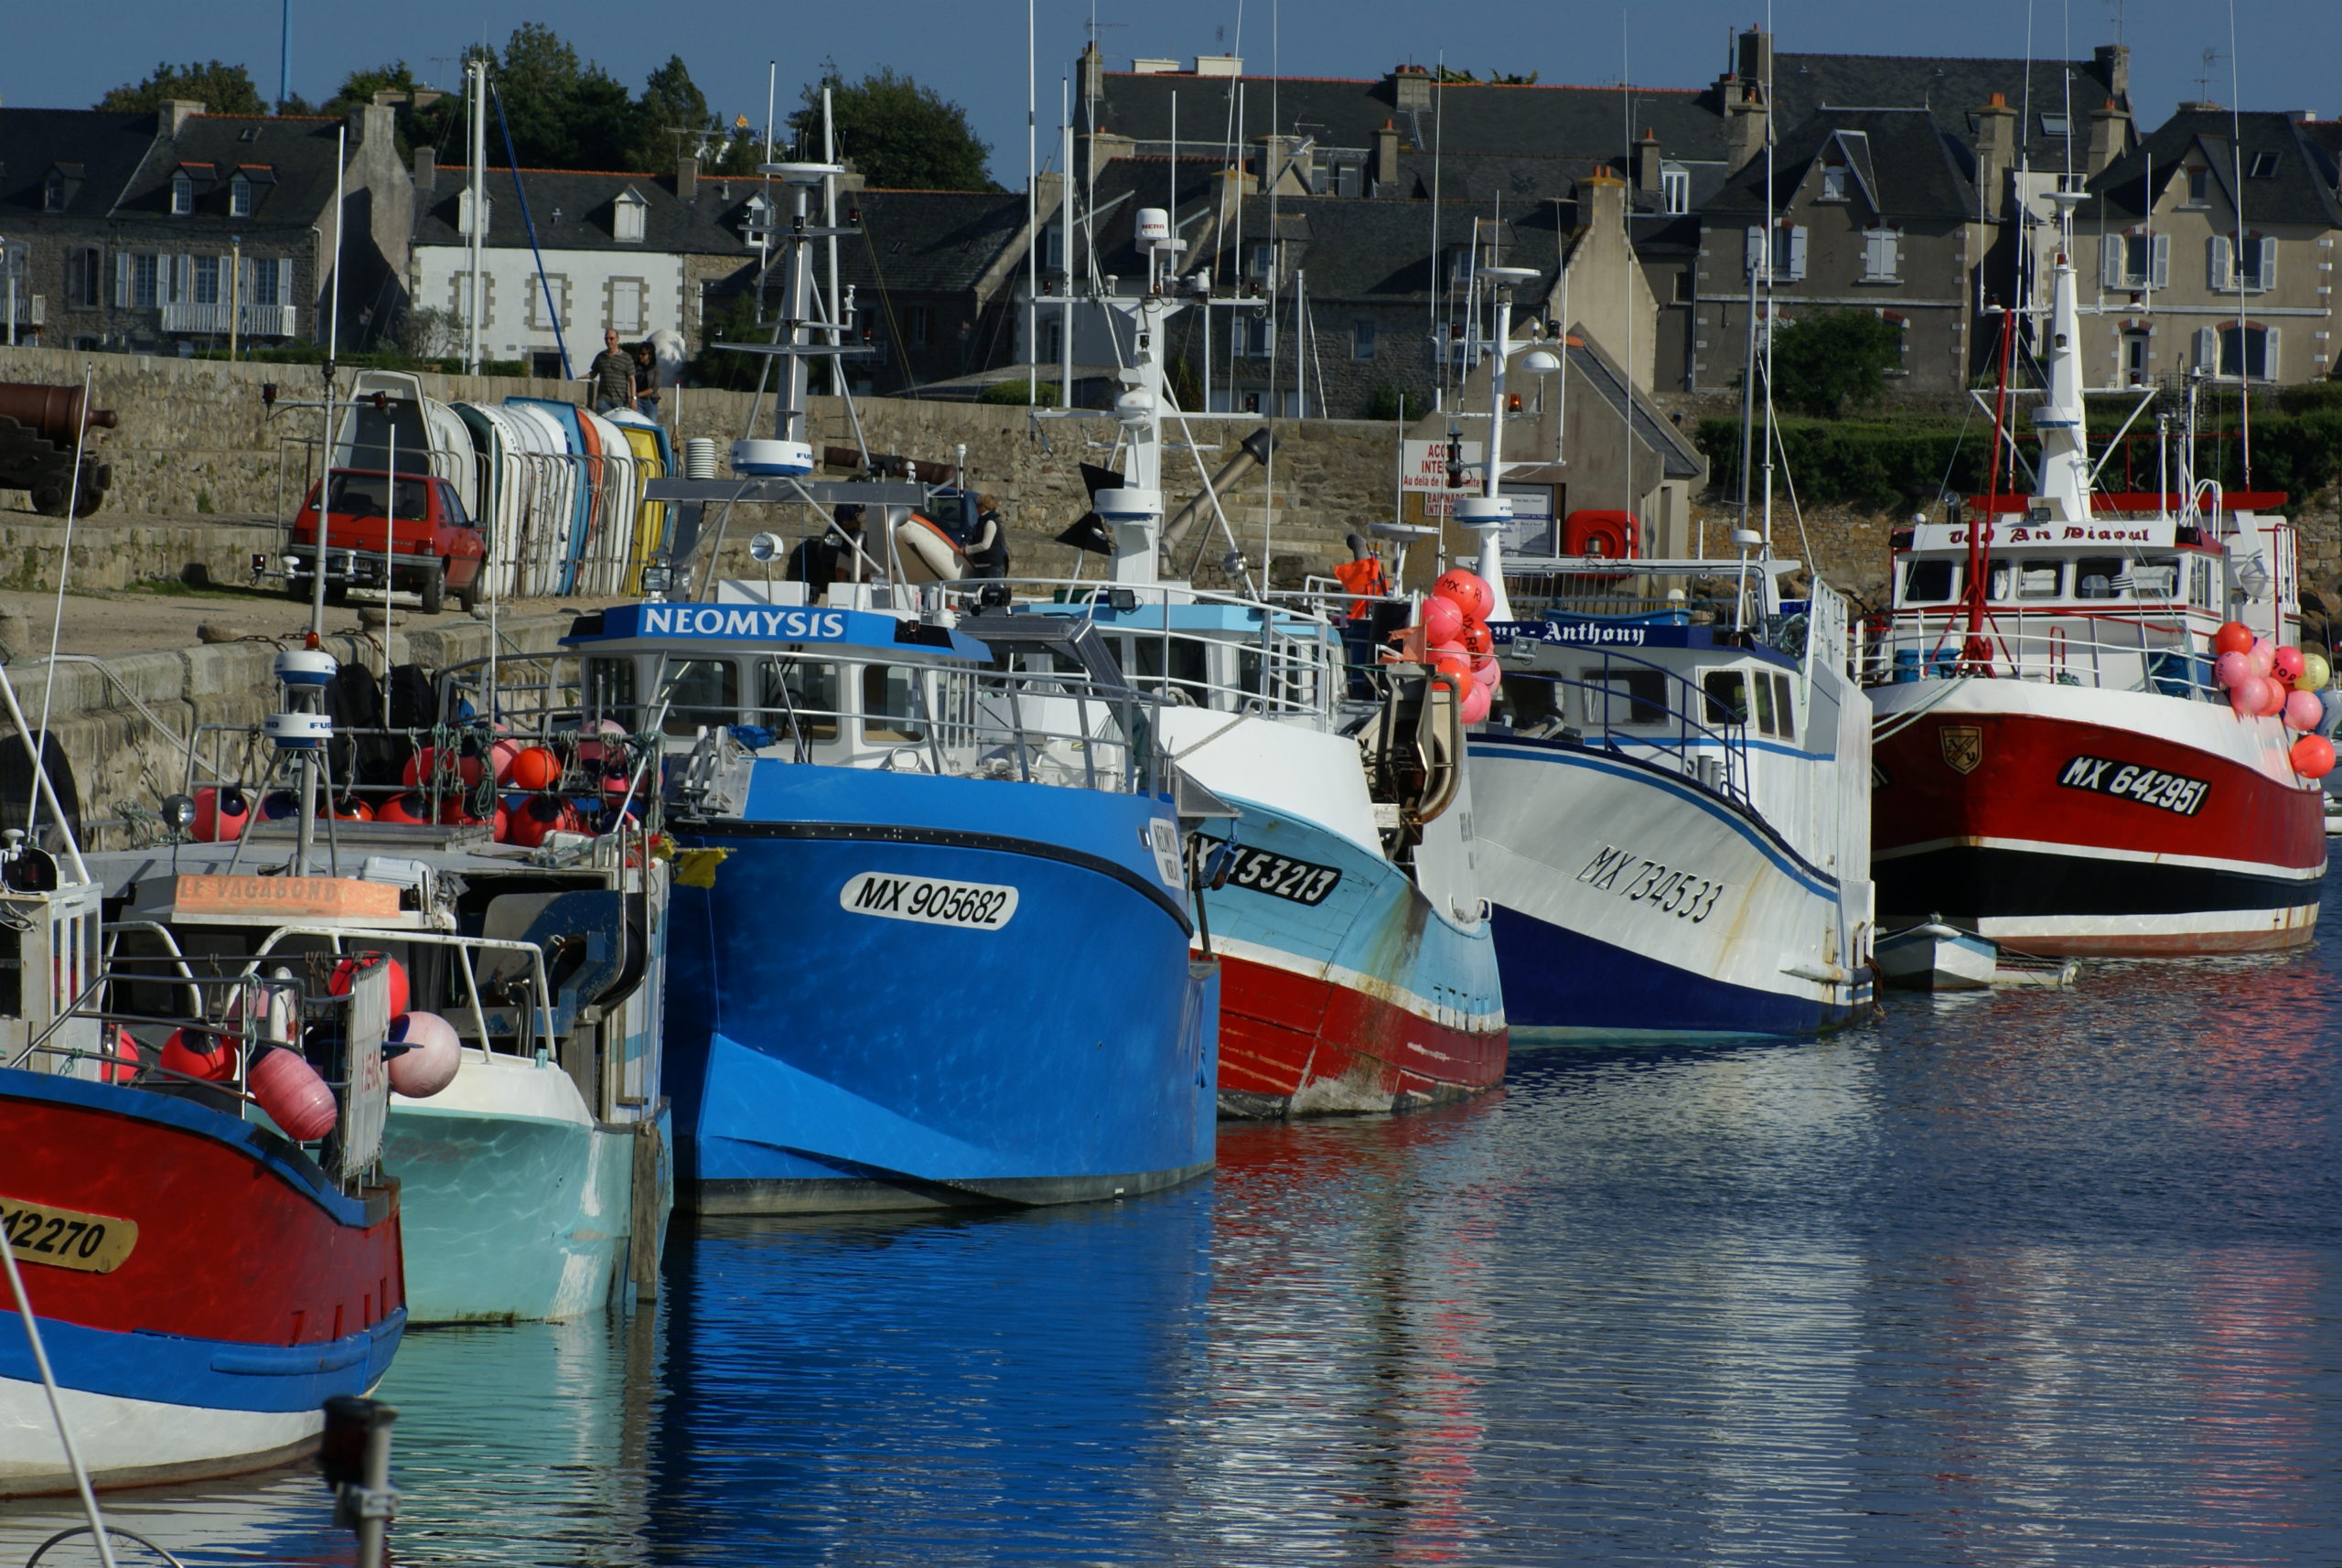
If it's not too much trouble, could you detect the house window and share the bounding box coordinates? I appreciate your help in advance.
[1660,164,1690,216]
[613,191,647,243]
[66,248,102,309]
[1334,161,1362,198]
[1351,318,1375,360]
[1233,313,1272,357]
[1862,227,1900,282]
[1773,225,1808,282]
[1041,321,1061,361]
[2040,113,2070,137]
[1820,162,1847,201]
[2104,231,2169,290]
[529,274,567,330]
[2218,323,2274,381]
[191,255,220,306]
[132,253,158,308]
[609,278,644,334]
[740,194,775,248]
[2248,152,2279,178]
[448,270,489,328]
[2186,167,2209,205]
[44,172,66,212]
[230,175,252,218]
[2124,329,2151,381]
[170,172,194,216]
[1248,241,1275,281]
[905,306,932,350]
[247,256,285,306]
[1672,269,1694,303]
[2238,234,2276,292]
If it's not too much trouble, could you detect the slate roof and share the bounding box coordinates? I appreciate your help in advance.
[1090,70,1729,166]
[2088,109,2342,228]
[414,166,746,253]
[836,189,1026,295]
[1705,107,1981,221]
[113,114,349,227]
[0,108,157,220]
[1771,49,2127,170]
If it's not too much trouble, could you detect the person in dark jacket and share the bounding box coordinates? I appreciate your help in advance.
[963,493,1011,580]
[787,504,878,588]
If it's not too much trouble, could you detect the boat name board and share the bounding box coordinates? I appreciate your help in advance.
[1908,521,2175,552]
[1492,619,1655,649]
[1576,844,1727,923]
[1192,834,1343,908]
[166,874,401,919]
[839,871,1019,930]
[2055,755,2210,817]
[0,1195,138,1273]
[640,606,848,640]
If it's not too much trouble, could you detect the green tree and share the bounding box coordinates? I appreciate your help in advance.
[1766,311,1904,418]
[628,56,711,173]
[787,70,995,191]
[489,23,629,169]
[98,60,267,116]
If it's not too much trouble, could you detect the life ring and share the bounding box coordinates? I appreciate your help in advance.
[894,512,968,585]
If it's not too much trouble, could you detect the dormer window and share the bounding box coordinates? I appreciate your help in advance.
[739,193,774,247]
[230,174,252,218]
[44,172,65,212]
[457,188,490,237]
[171,172,194,216]
[1660,163,1690,216]
[1820,162,1847,201]
[2248,151,2279,178]
[613,188,647,242]
[2186,166,2209,205]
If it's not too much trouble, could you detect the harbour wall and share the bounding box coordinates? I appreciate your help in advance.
[0,345,1402,589]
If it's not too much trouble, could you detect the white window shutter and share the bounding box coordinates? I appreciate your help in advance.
[113,252,129,307]
[1788,226,1810,281]
[2258,236,2278,291]
[2208,234,2231,289]
[2261,328,2280,381]
[2198,325,2220,370]
[1745,226,1766,279]
[2150,234,2171,290]
[2101,236,2125,288]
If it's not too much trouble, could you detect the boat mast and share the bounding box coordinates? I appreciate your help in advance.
[1461,267,1536,621]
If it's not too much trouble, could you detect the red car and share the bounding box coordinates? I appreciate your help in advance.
[285,468,487,614]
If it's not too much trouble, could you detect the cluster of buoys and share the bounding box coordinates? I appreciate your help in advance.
[2209,621,2336,779]
[1419,570,1502,725]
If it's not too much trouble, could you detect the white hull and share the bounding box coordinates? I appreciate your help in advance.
[1,1380,323,1495]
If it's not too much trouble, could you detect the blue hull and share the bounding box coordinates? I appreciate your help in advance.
[667,768,1218,1212]
[1492,903,1855,1041]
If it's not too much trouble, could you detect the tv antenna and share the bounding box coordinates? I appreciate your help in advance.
[2195,46,2224,102]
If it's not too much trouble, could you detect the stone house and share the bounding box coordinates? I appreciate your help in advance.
[1695,106,1987,395]
[2081,107,2342,386]
[0,102,411,354]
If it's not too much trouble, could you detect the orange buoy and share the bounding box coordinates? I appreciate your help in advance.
[506,746,561,791]
[329,952,410,1018]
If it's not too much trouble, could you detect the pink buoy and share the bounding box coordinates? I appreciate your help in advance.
[2259,677,2290,717]
[2291,735,2337,779]
[1471,656,1501,688]
[2229,675,2272,716]
[386,1011,464,1098]
[247,1046,338,1142]
[489,737,523,784]
[1420,596,1464,644]
[2284,690,2325,732]
[2213,650,2251,690]
[1459,682,1493,725]
[2249,638,2276,678]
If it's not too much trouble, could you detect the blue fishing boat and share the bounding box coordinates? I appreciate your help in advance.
[565,598,1217,1211]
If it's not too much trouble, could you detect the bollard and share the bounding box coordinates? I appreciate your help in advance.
[319,1394,399,1568]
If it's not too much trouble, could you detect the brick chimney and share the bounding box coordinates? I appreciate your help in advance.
[1374,120,1402,194]
[413,145,436,199]
[2086,98,2128,175]
[1634,128,1662,196]
[164,100,205,135]
[1391,66,1433,113]
[1974,92,2017,219]
[677,153,698,201]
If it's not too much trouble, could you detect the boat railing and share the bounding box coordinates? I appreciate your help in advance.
[1862,607,2207,696]
[1492,643,1756,807]
[950,575,1340,723]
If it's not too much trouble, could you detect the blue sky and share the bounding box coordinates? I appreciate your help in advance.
[11,0,2337,181]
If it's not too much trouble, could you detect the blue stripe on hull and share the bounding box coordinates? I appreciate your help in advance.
[1491,904,1851,1041]
[666,774,1215,1210]
[0,1312,405,1415]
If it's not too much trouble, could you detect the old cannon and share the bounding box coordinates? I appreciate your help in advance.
[0,381,114,518]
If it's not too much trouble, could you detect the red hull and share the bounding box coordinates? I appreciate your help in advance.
[7,1082,403,1348]
[1874,706,2324,956]
[1216,954,1508,1115]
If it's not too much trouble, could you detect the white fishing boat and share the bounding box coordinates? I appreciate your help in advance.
[1874,918,1998,992]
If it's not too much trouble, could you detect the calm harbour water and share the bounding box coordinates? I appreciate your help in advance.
[11,886,2342,1565]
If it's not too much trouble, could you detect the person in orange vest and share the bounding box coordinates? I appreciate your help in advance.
[1331,533,1389,619]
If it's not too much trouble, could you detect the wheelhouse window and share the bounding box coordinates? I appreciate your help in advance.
[862,663,926,742]
[2074,557,2124,599]
[1585,669,1668,727]
[2014,561,2064,599]
[2131,558,2180,600]
[1702,671,1748,725]
[1901,558,1956,603]
[663,659,739,736]
[759,657,839,741]
[1121,634,1209,703]
[583,658,638,724]
[1769,673,1796,742]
